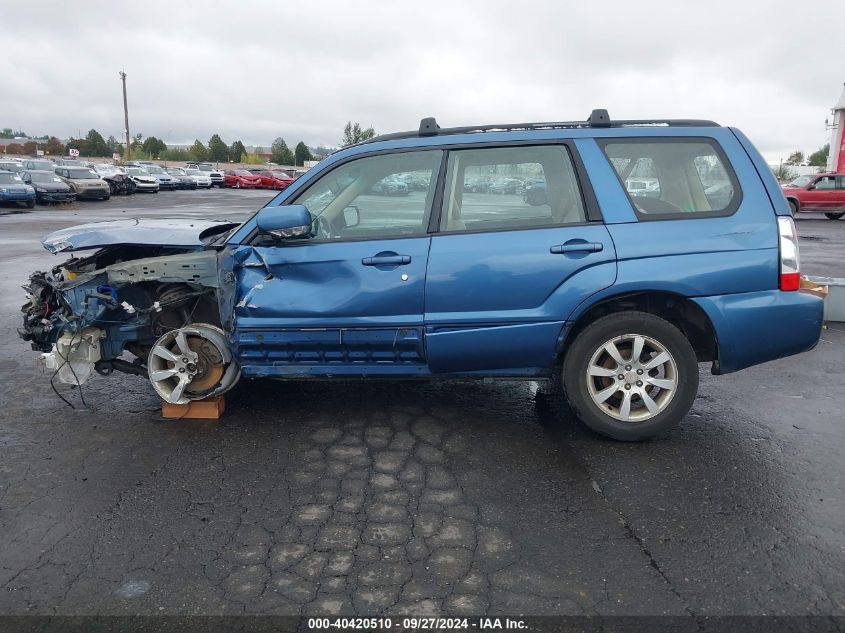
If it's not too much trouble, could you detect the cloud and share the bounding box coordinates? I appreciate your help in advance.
[3,0,843,160]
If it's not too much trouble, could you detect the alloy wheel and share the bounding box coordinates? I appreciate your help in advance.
[586,333,678,422]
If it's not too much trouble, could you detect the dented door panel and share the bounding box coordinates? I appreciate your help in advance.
[231,239,430,376]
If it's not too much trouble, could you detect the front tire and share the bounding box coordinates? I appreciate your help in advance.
[825,212,844,220]
[788,199,799,217]
[562,311,699,441]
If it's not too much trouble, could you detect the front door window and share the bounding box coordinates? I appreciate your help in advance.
[293,150,442,240]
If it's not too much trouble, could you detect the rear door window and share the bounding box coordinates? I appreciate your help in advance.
[440,145,586,232]
[814,176,836,190]
[600,139,741,218]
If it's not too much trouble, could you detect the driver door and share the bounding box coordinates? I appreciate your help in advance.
[232,149,443,377]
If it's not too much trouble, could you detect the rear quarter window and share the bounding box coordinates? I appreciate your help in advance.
[599,138,741,219]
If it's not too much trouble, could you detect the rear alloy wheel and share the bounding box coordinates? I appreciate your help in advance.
[788,200,799,217]
[563,311,698,441]
[825,212,844,220]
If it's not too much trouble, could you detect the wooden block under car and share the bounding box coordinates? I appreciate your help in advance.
[162,396,226,420]
[799,276,829,300]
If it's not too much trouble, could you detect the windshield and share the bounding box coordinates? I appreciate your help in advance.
[144,166,164,174]
[235,170,254,176]
[126,168,147,176]
[0,163,22,172]
[167,168,186,175]
[197,165,213,171]
[0,173,23,184]
[185,169,202,176]
[28,161,54,170]
[67,169,99,179]
[30,172,64,183]
[787,175,812,187]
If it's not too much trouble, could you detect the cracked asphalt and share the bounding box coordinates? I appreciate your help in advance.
[0,191,843,618]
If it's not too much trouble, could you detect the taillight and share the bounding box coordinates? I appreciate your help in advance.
[778,216,800,291]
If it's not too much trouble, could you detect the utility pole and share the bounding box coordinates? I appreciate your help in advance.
[120,71,130,162]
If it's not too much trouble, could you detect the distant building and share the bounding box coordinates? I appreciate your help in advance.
[827,83,845,173]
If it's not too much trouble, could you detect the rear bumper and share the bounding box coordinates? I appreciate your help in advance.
[37,192,75,203]
[693,289,824,374]
[0,192,35,202]
[75,188,110,199]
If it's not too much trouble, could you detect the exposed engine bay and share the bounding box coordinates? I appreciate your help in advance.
[20,241,240,404]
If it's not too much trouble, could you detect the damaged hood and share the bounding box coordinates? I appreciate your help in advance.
[41,218,240,254]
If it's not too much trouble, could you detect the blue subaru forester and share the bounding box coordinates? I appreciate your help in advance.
[22,110,824,440]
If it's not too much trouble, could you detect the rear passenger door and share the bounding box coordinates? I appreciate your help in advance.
[834,176,845,210]
[424,144,617,374]
[804,175,837,210]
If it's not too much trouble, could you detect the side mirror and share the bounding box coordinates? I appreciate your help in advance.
[255,204,312,238]
[343,205,360,228]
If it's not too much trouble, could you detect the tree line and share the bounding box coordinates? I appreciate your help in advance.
[4,121,378,163]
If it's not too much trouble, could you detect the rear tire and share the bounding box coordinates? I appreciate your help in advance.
[825,212,844,220]
[26,200,35,209]
[562,311,699,441]
[788,200,799,217]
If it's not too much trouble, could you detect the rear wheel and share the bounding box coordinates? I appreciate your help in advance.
[788,200,799,217]
[825,212,844,220]
[235,181,241,189]
[26,200,35,208]
[562,311,699,441]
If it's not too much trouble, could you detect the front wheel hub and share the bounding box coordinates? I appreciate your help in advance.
[147,323,240,405]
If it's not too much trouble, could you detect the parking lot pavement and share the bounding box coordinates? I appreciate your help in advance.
[0,195,843,617]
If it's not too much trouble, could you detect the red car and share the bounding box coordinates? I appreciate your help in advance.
[223,170,263,189]
[249,169,295,190]
[782,173,845,220]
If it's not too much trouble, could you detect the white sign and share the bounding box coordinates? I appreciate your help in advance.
[113,153,121,161]
[36,150,44,156]
[69,148,80,157]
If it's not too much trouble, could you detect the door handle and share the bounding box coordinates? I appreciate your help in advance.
[362,255,411,266]
[550,242,603,255]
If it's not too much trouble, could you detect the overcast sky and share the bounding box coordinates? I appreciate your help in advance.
[2,1,843,161]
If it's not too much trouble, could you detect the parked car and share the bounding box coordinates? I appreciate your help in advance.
[370,175,409,195]
[124,167,160,193]
[20,170,76,204]
[781,173,845,220]
[92,164,135,196]
[464,176,492,193]
[489,177,524,194]
[141,165,178,190]
[247,169,295,190]
[0,171,35,208]
[0,160,24,173]
[186,162,225,187]
[22,159,56,171]
[224,169,263,188]
[19,110,824,442]
[395,172,430,191]
[184,168,213,188]
[522,178,547,206]
[165,167,198,190]
[54,167,110,200]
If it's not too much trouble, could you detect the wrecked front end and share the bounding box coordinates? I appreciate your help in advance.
[20,222,242,404]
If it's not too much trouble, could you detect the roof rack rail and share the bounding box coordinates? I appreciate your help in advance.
[359,109,720,145]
